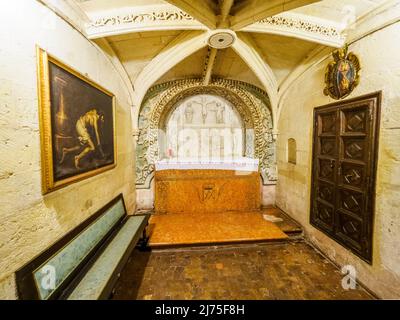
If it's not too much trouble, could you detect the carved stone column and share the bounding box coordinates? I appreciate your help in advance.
[132,128,140,142]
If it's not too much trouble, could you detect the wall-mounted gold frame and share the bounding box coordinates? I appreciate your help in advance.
[37,47,117,194]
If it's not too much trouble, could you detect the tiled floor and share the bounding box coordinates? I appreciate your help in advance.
[112,241,373,300]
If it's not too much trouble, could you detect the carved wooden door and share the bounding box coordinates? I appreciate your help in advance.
[311,92,381,264]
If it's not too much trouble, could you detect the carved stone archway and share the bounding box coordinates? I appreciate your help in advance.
[136,78,276,189]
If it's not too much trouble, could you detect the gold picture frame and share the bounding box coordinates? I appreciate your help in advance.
[37,47,117,194]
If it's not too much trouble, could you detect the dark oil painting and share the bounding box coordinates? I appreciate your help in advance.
[48,61,115,182]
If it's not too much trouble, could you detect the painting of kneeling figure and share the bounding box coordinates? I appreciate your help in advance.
[37,48,116,194]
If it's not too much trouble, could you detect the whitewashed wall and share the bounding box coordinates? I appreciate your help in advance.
[0,1,135,298]
[276,22,400,298]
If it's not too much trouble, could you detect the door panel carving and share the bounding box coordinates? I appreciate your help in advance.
[320,112,337,135]
[340,163,365,188]
[311,92,381,264]
[315,200,334,231]
[317,182,335,203]
[318,159,336,182]
[343,138,366,161]
[338,189,364,216]
[342,107,368,134]
[320,138,336,156]
[336,212,363,250]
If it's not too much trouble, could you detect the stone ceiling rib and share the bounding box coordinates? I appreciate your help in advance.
[230,0,321,31]
[232,33,279,127]
[131,31,209,127]
[276,0,400,126]
[61,0,398,133]
[344,0,400,43]
[163,0,219,29]
[278,0,400,105]
[251,32,318,86]
[202,0,236,84]
[155,47,209,85]
[218,0,235,27]
[203,47,218,85]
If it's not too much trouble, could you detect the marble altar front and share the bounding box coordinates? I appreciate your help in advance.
[154,167,261,214]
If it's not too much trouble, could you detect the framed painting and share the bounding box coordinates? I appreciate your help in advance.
[37,47,116,194]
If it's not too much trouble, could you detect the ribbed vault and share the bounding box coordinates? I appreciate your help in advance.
[54,0,395,134]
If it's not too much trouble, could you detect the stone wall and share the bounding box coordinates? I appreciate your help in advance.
[0,1,135,298]
[276,22,400,298]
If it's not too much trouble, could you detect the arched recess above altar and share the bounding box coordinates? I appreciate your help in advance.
[135,78,277,190]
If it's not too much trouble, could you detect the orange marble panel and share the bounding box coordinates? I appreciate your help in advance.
[155,170,261,214]
[148,212,288,247]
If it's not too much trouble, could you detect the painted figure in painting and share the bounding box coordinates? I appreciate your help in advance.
[59,109,105,169]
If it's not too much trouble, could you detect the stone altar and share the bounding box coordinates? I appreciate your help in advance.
[155,159,261,214]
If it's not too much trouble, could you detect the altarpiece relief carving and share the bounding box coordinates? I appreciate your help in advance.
[166,95,243,159]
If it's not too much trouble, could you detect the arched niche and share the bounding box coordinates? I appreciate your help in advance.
[135,78,276,189]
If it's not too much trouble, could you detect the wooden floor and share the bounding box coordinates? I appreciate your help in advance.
[148,210,288,247]
[112,241,373,300]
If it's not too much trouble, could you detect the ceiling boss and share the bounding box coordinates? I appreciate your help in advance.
[324,44,361,100]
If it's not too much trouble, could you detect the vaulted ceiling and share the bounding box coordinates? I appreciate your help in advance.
[65,0,391,122]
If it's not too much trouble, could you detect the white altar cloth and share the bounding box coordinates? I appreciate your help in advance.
[155,157,259,172]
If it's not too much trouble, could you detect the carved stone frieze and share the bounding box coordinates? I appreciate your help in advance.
[257,15,341,39]
[87,6,342,46]
[90,9,194,27]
